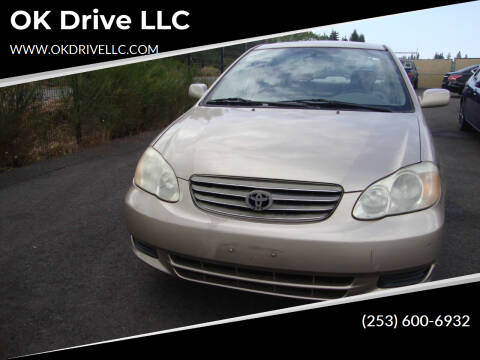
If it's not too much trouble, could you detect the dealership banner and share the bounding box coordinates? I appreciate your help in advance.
[1,1,478,358]
[0,1,467,79]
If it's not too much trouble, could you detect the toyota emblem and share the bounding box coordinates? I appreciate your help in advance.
[245,190,273,211]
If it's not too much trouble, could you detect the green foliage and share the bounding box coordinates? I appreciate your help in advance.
[0,59,194,169]
[329,30,339,41]
[349,29,366,42]
[197,66,221,77]
[62,59,194,145]
[270,32,321,42]
[0,83,43,168]
[433,51,468,60]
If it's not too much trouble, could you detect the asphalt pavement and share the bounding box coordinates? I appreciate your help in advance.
[1,91,479,357]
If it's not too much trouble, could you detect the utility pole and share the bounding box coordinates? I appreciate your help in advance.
[220,48,225,73]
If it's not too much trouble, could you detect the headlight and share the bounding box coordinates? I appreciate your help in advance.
[134,147,180,202]
[353,162,441,220]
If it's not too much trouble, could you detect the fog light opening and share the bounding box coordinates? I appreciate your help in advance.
[132,236,158,258]
[378,266,431,288]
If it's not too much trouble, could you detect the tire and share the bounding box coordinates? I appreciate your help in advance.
[413,78,418,89]
[458,100,472,131]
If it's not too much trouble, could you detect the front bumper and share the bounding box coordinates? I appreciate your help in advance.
[125,179,444,300]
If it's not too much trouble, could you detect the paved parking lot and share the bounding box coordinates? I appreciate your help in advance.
[1,91,479,357]
[418,91,480,281]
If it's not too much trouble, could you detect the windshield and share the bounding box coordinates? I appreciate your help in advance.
[205,47,414,112]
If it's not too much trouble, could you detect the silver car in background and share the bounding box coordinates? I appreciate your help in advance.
[125,41,450,301]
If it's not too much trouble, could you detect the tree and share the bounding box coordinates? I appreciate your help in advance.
[349,30,365,42]
[433,52,445,59]
[465,54,468,58]
[329,30,339,41]
[270,31,321,43]
[341,36,348,41]
[349,30,360,41]
[318,32,329,40]
[447,52,451,59]
[456,51,462,59]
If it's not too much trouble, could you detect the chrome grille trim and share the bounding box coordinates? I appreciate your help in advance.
[191,175,343,192]
[169,254,352,300]
[192,184,342,202]
[171,260,356,290]
[190,175,343,222]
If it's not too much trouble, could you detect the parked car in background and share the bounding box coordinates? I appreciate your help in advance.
[401,59,419,89]
[125,41,450,301]
[458,67,480,132]
[442,64,480,94]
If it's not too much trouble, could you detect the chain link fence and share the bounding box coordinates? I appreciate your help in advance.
[180,44,480,89]
[27,44,480,106]
[37,78,71,110]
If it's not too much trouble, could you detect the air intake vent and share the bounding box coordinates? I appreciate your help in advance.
[169,253,352,300]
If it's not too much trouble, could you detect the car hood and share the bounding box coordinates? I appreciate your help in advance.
[153,106,420,192]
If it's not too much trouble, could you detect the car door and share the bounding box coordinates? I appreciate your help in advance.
[463,69,480,130]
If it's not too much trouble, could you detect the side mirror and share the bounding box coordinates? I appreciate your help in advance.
[188,83,208,99]
[420,89,450,108]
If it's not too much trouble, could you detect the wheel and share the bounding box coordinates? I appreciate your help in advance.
[458,100,472,131]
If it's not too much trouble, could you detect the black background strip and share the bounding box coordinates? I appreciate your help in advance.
[22,280,479,358]
[0,1,468,79]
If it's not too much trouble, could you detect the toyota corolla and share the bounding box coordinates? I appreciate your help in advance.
[125,41,450,301]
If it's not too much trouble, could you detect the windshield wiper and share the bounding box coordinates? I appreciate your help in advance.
[282,99,393,112]
[205,98,313,108]
[206,97,261,105]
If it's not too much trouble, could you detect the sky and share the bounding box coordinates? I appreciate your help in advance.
[313,1,479,59]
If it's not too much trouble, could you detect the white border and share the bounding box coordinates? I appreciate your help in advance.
[1,27,318,88]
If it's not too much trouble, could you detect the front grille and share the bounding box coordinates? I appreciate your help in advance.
[190,175,343,222]
[169,253,352,300]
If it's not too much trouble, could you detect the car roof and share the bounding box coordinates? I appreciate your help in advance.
[256,41,386,51]
[456,64,479,72]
